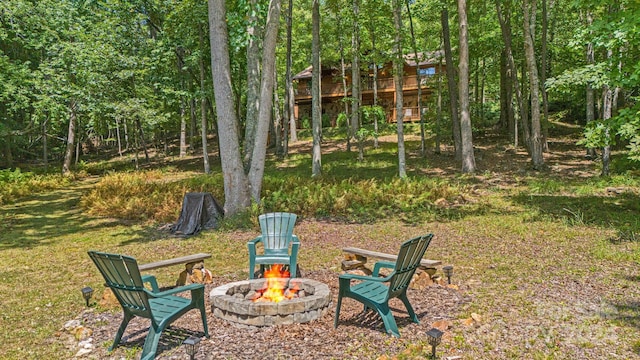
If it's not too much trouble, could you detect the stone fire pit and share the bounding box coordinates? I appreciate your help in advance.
[210,278,331,328]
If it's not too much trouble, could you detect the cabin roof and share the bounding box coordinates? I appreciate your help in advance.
[292,50,444,80]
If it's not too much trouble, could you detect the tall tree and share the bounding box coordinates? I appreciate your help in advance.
[351,0,361,155]
[311,0,322,177]
[523,0,544,169]
[441,8,462,161]
[495,0,526,149]
[62,101,77,174]
[248,0,282,201]
[199,25,211,174]
[283,0,295,155]
[457,0,475,173]
[585,11,597,160]
[540,0,551,152]
[208,0,251,215]
[405,0,426,156]
[393,0,406,178]
[243,0,264,168]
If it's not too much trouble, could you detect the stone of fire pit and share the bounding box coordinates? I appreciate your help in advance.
[210,278,331,328]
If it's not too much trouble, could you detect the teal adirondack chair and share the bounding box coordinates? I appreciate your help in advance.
[334,234,434,337]
[88,251,209,360]
[247,212,300,279]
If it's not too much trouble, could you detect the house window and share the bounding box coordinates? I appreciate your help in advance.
[418,67,436,76]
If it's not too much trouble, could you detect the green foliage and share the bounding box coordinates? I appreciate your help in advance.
[0,168,72,205]
[80,168,462,224]
[336,112,348,128]
[260,176,459,222]
[300,116,311,129]
[614,104,640,161]
[361,105,385,125]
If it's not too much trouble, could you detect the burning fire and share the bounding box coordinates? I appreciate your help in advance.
[252,264,299,303]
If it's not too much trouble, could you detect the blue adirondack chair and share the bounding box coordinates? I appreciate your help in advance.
[334,234,434,337]
[247,212,300,279]
[88,251,209,360]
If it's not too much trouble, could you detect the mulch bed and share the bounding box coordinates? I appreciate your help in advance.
[78,269,466,359]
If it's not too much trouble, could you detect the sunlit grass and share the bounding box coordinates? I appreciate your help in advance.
[2,126,640,358]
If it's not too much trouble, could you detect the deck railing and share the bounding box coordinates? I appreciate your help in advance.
[295,74,435,97]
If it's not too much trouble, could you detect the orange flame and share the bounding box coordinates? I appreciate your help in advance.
[253,264,299,303]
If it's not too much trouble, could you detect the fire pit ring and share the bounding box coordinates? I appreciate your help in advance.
[210,278,331,328]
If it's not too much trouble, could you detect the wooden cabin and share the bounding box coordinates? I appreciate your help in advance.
[292,51,444,127]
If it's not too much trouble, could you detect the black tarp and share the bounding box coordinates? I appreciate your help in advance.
[171,192,224,236]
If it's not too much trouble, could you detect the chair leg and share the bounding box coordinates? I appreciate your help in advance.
[109,312,133,351]
[377,304,400,337]
[198,300,209,338]
[400,293,420,323]
[334,295,343,328]
[140,323,163,360]
[249,259,255,279]
[290,259,298,278]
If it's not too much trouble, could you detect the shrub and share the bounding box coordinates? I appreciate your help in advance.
[80,170,225,223]
[81,170,463,224]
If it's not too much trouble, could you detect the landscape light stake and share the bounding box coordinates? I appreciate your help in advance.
[81,286,93,307]
[183,336,201,360]
[442,265,454,284]
[426,327,444,359]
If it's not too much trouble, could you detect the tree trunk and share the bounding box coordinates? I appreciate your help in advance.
[338,15,351,151]
[393,0,406,178]
[62,100,76,174]
[248,0,282,201]
[199,25,211,174]
[499,49,508,130]
[75,132,81,165]
[351,0,361,155]
[123,118,129,150]
[523,0,544,169]
[283,0,295,155]
[585,12,597,159]
[406,0,425,157]
[495,1,526,150]
[435,56,442,154]
[370,21,379,149]
[601,84,612,176]
[243,0,263,168]
[441,8,461,161]
[42,118,48,170]
[457,0,476,173]
[136,118,150,162]
[273,67,283,156]
[208,0,251,215]
[311,0,322,177]
[189,89,197,149]
[115,116,123,157]
[180,97,187,157]
[540,0,550,152]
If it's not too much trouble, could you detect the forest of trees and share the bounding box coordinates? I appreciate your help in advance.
[1,0,639,214]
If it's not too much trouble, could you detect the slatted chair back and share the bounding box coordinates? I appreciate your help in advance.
[259,212,297,254]
[88,251,152,318]
[387,234,433,299]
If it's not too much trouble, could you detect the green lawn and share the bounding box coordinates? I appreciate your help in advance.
[1,131,640,359]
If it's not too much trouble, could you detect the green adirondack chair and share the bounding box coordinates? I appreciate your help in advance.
[334,234,434,337]
[88,251,209,360]
[247,212,300,279]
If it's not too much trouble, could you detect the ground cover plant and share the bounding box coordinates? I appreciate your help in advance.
[1,124,639,359]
